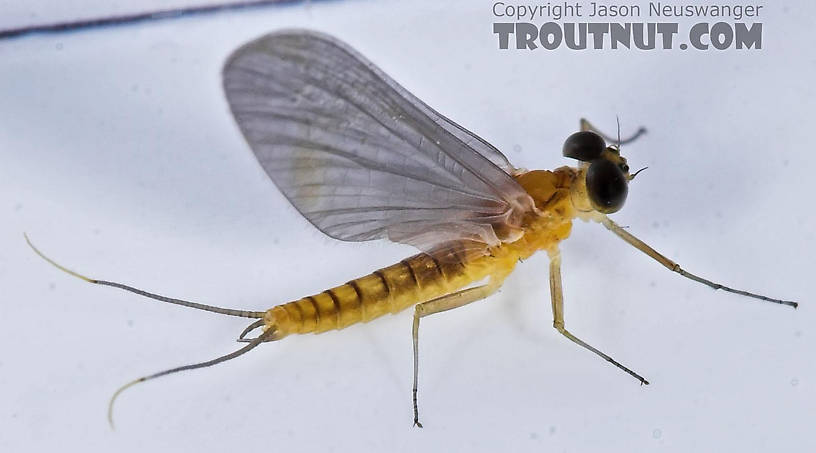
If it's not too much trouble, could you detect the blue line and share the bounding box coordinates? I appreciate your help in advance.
[0,0,306,39]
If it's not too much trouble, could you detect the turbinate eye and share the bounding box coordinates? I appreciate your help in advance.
[586,159,628,213]
[563,131,606,161]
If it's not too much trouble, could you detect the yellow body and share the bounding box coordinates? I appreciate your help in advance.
[265,166,585,339]
[25,126,796,427]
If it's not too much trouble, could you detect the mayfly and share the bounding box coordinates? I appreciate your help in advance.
[28,30,798,427]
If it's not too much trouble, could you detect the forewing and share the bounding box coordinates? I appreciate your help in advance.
[223,30,535,253]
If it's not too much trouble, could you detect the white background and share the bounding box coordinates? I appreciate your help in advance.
[1,1,813,451]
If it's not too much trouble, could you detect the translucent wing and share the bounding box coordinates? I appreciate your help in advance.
[222,30,535,253]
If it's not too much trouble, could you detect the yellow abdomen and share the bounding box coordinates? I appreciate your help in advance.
[264,245,494,337]
[264,167,578,339]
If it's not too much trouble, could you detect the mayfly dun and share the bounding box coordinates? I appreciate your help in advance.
[27,30,798,427]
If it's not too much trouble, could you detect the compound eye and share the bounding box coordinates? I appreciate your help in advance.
[563,131,606,161]
[586,159,628,213]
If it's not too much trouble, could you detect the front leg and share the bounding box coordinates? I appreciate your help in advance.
[549,250,649,385]
[580,118,647,146]
[600,217,798,308]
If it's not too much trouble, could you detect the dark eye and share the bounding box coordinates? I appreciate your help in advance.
[620,163,629,173]
[586,159,628,213]
[563,131,605,161]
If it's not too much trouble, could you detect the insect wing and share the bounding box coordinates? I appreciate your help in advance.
[222,31,535,253]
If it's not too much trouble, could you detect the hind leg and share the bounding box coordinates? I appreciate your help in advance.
[411,278,506,427]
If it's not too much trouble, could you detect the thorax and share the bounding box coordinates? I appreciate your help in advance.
[508,166,581,259]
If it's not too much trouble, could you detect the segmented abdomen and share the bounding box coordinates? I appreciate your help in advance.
[265,246,481,337]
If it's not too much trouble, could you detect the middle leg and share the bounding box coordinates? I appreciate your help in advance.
[549,251,649,385]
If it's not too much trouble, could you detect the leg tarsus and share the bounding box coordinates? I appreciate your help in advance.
[412,309,422,427]
[580,117,647,146]
[556,325,649,385]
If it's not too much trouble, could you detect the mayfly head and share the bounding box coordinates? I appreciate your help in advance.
[563,131,635,214]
